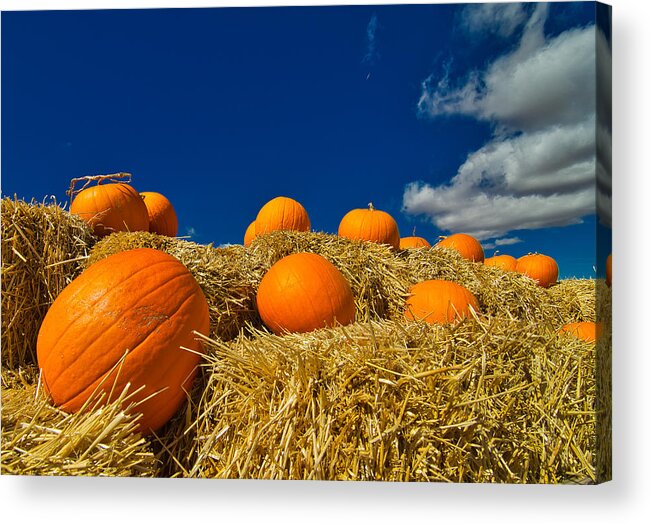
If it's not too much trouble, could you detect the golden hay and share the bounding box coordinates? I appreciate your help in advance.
[1,197,96,369]
[1,205,610,481]
[1,366,158,477]
[185,317,600,483]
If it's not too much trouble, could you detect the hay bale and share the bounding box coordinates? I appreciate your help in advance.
[248,230,410,320]
[1,197,96,369]
[85,230,600,339]
[1,366,158,477]
[86,231,260,340]
[547,279,597,323]
[187,317,598,482]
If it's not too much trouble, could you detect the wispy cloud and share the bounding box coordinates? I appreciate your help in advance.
[482,236,523,251]
[460,2,528,38]
[363,13,379,65]
[185,227,197,238]
[404,4,610,241]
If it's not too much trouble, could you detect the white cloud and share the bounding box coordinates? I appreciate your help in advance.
[404,4,611,240]
[483,236,523,251]
[185,227,197,238]
[460,2,528,38]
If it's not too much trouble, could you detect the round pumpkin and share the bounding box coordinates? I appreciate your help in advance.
[404,280,480,325]
[338,203,400,250]
[436,234,484,262]
[36,248,210,435]
[256,252,356,335]
[484,254,517,272]
[70,183,149,237]
[255,196,310,236]
[606,253,612,287]
[244,221,257,247]
[399,236,431,249]
[515,253,558,288]
[559,321,602,344]
[141,192,178,237]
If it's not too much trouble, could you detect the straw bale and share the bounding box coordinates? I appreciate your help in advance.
[247,230,410,320]
[84,230,600,340]
[187,317,599,483]
[86,231,260,340]
[547,279,597,323]
[1,197,96,369]
[1,366,158,477]
[595,281,612,482]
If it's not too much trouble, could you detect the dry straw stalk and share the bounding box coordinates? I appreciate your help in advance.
[1,197,96,369]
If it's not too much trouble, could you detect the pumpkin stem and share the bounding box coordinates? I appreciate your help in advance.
[67,172,132,199]
[368,202,374,211]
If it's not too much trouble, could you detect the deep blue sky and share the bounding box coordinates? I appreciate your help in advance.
[1,3,605,278]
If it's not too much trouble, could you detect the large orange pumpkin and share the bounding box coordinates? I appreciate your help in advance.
[255,196,310,235]
[436,234,484,262]
[404,280,480,325]
[559,321,602,344]
[515,254,558,288]
[70,183,149,237]
[36,248,210,435]
[399,236,431,249]
[256,252,356,335]
[606,254,612,287]
[338,203,400,250]
[141,191,178,237]
[484,254,517,272]
[244,221,257,247]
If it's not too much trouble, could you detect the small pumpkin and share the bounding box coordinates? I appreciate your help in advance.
[255,196,310,236]
[36,248,210,435]
[436,234,484,262]
[338,203,400,250]
[244,221,257,247]
[606,254,612,287]
[256,252,356,335]
[399,236,431,249]
[404,279,479,325]
[515,253,558,288]
[141,191,178,237]
[484,254,517,272]
[70,182,149,237]
[559,321,602,344]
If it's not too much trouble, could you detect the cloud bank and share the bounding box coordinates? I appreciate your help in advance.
[404,4,610,241]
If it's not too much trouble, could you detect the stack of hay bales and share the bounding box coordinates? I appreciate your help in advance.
[1,198,96,369]
[1,200,611,482]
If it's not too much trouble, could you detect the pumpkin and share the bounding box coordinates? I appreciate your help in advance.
[244,221,257,247]
[515,253,558,288]
[399,236,431,249]
[255,196,310,235]
[70,182,150,237]
[338,203,400,250]
[484,254,517,272]
[141,191,178,237]
[404,279,479,325]
[559,321,602,344]
[256,252,356,335]
[436,234,484,262]
[606,254,612,287]
[36,248,210,435]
